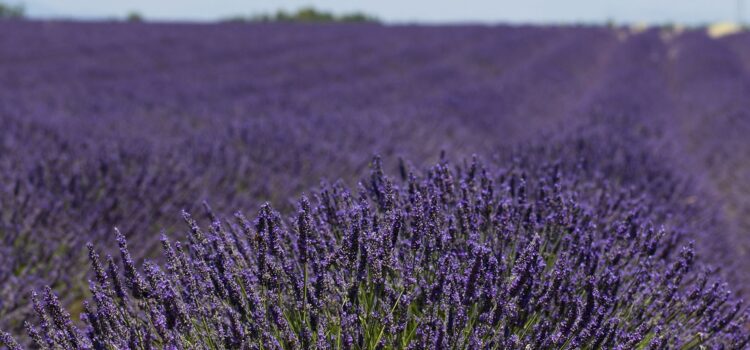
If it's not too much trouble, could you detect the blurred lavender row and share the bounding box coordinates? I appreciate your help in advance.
[1,21,749,346]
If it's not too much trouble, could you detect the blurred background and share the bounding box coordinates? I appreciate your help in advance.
[2,0,750,346]
[1,0,748,26]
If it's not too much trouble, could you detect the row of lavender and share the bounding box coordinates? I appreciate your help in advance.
[1,22,750,347]
[4,140,749,348]
[0,23,615,329]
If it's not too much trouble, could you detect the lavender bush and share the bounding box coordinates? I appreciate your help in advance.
[2,154,748,349]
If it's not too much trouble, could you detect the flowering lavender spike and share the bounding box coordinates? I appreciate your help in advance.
[0,331,22,350]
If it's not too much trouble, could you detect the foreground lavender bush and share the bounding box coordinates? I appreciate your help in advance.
[3,157,747,349]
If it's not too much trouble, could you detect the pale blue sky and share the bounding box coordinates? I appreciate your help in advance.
[6,0,747,25]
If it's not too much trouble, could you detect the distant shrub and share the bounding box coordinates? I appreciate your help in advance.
[338,13,378,23]
[126,11,144,23]
[0,1,24,19]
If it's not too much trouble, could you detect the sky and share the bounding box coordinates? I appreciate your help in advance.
[6,0,748,25]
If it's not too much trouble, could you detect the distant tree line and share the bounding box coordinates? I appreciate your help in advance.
[225,7,378,23]
[0,1,24,19]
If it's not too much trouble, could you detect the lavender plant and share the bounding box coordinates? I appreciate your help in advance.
[3,156,747,349]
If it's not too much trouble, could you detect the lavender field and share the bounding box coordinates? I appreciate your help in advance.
[1,21,750,348]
